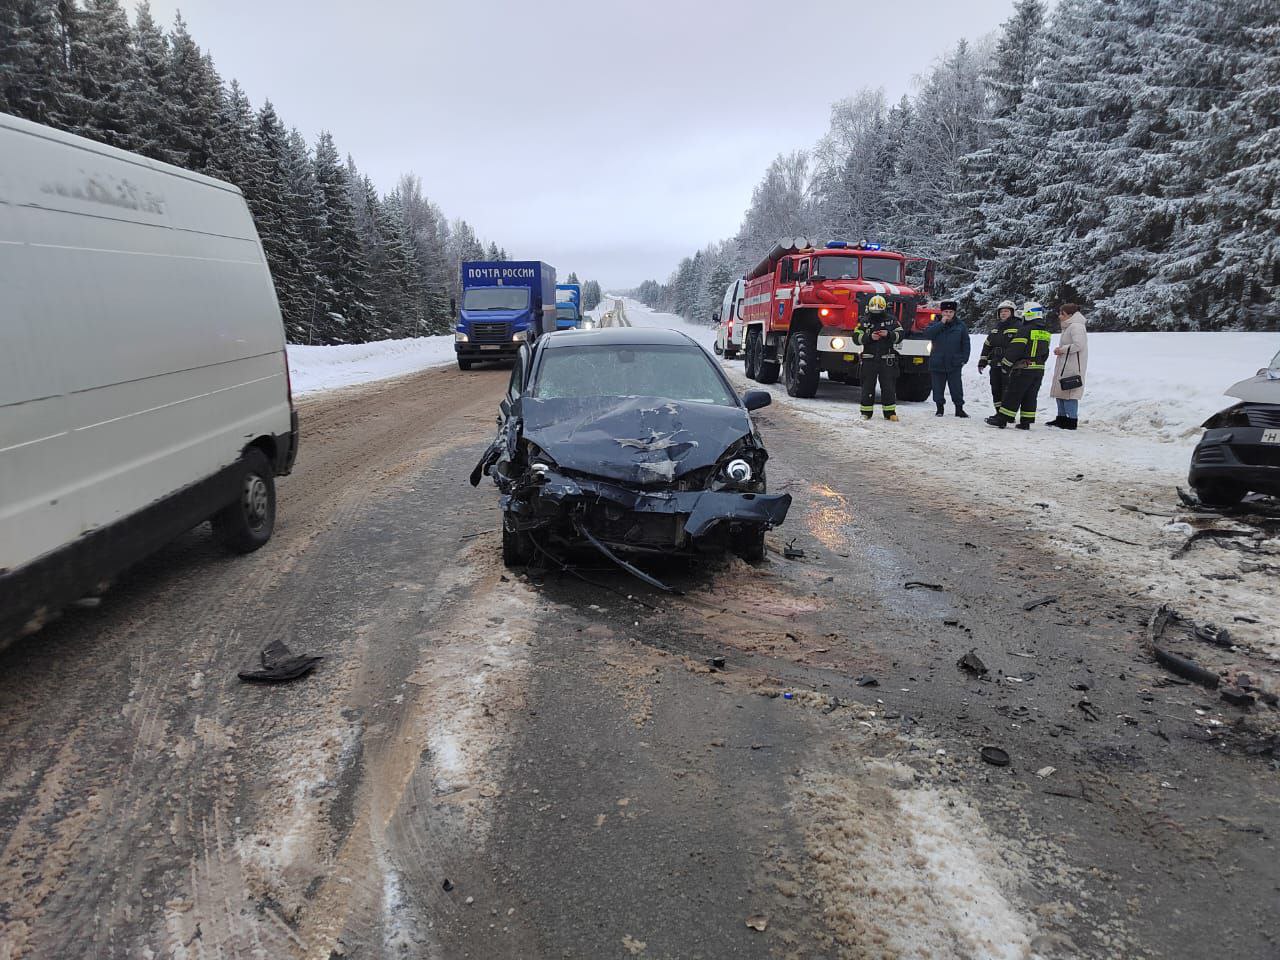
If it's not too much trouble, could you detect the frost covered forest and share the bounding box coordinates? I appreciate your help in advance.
[0,0,601,343]
[638,0,1279,331]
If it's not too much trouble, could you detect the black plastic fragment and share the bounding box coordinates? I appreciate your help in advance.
[237,639,322,684]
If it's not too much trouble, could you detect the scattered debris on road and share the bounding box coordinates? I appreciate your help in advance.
[855,675,879,687]
[957,651,988,676]
[237,639,322,684]
[904,580,944,591]
[783,539,805,560]
[1023,595,1060,611]
[745,915,769,932]
[980,746,1011,767]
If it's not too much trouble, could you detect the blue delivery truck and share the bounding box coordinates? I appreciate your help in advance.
[554,283,583,330]
[455,260,557,370]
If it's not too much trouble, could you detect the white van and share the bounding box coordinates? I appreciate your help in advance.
[713,278,746,360]
[0,114,298,639]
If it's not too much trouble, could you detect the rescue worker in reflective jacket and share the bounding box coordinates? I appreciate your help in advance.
[978,300,1017,415]
[853,294,902,421]
[986,301,1052,430]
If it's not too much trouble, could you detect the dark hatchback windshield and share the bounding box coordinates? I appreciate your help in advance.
[811,255,859,280]
[532,343,737,406]
[463,287,530,311]
[862,256,903,283]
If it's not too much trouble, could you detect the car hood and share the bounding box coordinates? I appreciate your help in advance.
[1226,371,1280,404]
[520,395,752,486]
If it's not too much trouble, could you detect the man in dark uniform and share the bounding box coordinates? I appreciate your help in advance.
[853,294,902,421]
[978,300,1017,415]
[986,301,1051,430]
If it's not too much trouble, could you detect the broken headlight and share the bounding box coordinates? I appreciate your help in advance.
[1201,404,1250,429]
[709,448,765,492]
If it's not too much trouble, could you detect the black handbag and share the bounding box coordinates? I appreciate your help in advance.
[1059,350,1083,391]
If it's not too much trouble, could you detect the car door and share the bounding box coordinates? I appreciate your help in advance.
[471,343,532,486]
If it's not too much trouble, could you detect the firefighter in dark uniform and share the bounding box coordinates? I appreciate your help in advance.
[853,294,902,421]
[977,300,1017,415]
[986,301,1051,430]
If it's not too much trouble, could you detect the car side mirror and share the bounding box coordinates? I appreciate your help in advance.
[742,389,771,411]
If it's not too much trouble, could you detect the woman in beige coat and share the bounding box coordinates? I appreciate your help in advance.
[1048,304,1088,430]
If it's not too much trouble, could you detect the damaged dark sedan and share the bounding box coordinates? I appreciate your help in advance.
[470,327,791,576]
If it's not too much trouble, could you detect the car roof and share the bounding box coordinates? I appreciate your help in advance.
[539,327,700,348]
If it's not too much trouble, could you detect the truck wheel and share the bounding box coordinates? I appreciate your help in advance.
[732,527,766,563]
[212,448,276,554]
[502,514,534,567]
[897,371,932,403]
[457,358,473,371]
[1193,481,1247,508]
[756,339,781,385]
[784,330,820,398]
[744,330,760,380]
[713,342,724,357]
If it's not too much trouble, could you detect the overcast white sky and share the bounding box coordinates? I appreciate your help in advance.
[140,0,1018,288]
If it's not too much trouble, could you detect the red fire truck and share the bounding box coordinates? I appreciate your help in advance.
[739,238,938,401]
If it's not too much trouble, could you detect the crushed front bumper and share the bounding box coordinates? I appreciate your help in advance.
[1189,427,1280,496]
[504,472,792,553]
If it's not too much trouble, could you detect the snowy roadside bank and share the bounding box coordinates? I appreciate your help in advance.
[620,297,1280,660]
[288,335,456,396]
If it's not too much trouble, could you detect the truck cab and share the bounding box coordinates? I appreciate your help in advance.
[739,239,935,401]
[455,261,557,370]
[554,282,583,330]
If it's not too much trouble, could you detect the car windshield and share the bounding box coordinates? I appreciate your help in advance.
[463,287,530,311]
[556,307,577,320]
[532,343,737,406]
[1271,347,1280,371]
[861,256,903,283]
[811,255,859,280]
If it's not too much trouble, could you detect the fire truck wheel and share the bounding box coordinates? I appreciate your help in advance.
[897,372,932,403]
[744,330,761,380]
[755,337,781,384]
[784,330,820,398]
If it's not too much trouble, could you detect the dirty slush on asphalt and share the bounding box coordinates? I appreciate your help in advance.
[2,365,1277,959]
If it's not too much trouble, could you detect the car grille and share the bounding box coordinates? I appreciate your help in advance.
[1243,406,1280,429]
[471,322,510,343]
[1194,445,1227,464]
[1235,445,1280,468]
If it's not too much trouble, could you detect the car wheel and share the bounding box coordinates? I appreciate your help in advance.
[745,330,760,380]
[1193,480,1247,508]
[732,527,766,563]
[784,330,820,398]
[457,359,473,371]
[502,514,534,567]
[212,448,276,554]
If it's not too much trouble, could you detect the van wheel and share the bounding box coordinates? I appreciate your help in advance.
[213,449,276,554]
[502,514,534,567]
[457,359,473,371]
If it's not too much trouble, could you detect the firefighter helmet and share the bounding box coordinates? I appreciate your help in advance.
[997,299,1016,312]
[1023,301,1044,321]
[867,294,888,314]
